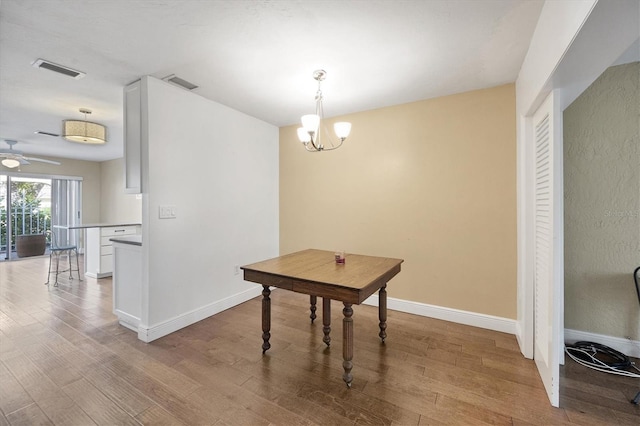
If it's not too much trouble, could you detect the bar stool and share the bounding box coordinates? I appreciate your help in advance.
[45,230,82,287]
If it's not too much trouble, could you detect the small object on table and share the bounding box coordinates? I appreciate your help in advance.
[335,250,345,264]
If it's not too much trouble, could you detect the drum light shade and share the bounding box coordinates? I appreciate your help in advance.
[63,119,107,144]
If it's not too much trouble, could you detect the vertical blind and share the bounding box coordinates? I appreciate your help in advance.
[51,178,82,247]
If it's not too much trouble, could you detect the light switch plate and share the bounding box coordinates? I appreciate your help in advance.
[159,204,176,219]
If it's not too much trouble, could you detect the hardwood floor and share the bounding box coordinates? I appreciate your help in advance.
[0,256,638,425]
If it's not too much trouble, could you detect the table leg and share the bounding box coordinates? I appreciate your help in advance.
[322,298,331,346]
[309,295,317,323]
[379,283,387,343]
[342,303,353,388]
[262,285,271,354]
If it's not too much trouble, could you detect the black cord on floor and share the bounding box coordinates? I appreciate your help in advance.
[564,341,640,404]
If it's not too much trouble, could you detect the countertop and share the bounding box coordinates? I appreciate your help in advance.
[110,235,142,246]
[54,223,141,230]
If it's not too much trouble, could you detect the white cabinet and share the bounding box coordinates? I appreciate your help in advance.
[124,78,145,194]
[85,225,140,278]
[112,237,142,332]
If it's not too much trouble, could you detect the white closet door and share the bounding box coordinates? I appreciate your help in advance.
[533,90,564,407]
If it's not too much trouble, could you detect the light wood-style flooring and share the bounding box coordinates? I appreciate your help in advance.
[0,256,638,425]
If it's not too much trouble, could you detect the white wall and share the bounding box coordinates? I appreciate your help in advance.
[140,77,278,339]
[100,158,141,223]
[516,0,597,115]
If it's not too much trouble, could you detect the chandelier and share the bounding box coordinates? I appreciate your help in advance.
[297,70,351,152]
[63,108,107,144]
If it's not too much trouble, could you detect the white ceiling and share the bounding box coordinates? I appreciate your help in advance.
[0,0,544,163]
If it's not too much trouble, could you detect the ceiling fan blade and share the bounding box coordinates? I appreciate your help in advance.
[23,156,60,165]
[0,148,24,155]
[1,140,59,166]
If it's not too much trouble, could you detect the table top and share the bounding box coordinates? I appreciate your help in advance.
[242,249,403,303]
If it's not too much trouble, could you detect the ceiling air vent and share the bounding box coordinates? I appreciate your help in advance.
[163,74,198,90]
[32,59,86,79]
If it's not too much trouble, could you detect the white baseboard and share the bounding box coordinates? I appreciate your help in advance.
[515,321,533,359]
[84,271,111,279]
[564,328,640,358]
[362,294,517,335]
[131,286,639,361]
[114,309,140,332]
[137,286,262,343]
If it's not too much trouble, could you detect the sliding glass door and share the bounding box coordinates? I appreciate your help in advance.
[0,173,81,261]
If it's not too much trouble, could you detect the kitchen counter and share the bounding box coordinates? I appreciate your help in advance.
[53,223,141,278]
[54,222,141,229]
[85,224,141,278]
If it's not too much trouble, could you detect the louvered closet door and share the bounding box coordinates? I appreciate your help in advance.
[533,91,563,407]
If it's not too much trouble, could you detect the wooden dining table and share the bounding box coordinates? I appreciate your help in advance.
[241,249,404,387]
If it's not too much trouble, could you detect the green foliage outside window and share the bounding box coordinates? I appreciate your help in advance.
[0,181,51,251]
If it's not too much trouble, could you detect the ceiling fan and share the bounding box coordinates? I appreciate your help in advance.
[0,139,61,169]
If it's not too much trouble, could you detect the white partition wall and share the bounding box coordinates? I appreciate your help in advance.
[136,76,279,341]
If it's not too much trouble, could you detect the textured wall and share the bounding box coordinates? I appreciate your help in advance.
[281,84,517,319]
[564,62,640,340]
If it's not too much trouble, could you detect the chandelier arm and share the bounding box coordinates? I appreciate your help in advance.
[318,138,344,151]
[320,120,336,149]
[309,135,321,151]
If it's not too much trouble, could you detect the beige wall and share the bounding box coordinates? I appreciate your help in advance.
[4,156,141,225]
[564,62,640,340]
[280,84,517,319]
[100,157,141,223]
[3,156,101,224]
